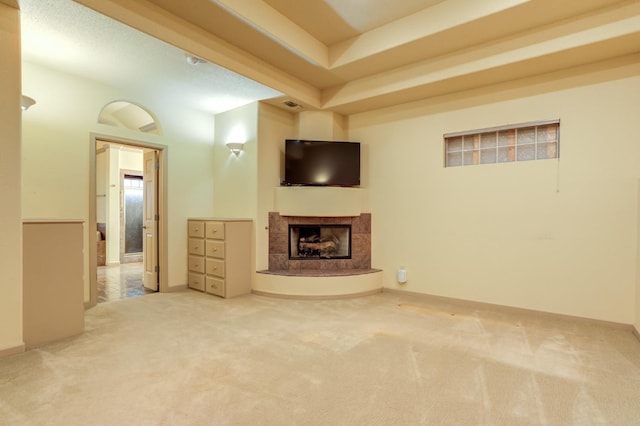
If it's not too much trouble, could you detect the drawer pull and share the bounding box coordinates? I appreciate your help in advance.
[212,248,217,252]
[212,267,217,271]
[212,230,217,233]
[194,226,199,231]
[194,245,200,250]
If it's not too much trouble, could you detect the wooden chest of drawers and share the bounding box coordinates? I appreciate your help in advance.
[187,219,252,298]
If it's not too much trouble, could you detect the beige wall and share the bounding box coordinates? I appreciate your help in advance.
[119,147,143,170]
[349,61,640,324]
[637,184,640,333]
[296,110,346,140]
[212,103,261,286]
[256,103,296,270]
[0,3,23,354]
[106,147,120,264]
[212,103,259,219]
[22,62,216,299]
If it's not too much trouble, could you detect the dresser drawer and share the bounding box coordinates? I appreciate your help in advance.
[206,258,225,278]
[188,221,205,238]
[206,276,225,297]
[188,238,205,256]
[188,255,205,273]
[205,221,225,240]
[188,273,205,291]
[205,240,225,259]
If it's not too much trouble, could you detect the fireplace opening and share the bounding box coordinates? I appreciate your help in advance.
[289,224,351,260]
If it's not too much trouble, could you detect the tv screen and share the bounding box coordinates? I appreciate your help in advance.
[284,140,360,187]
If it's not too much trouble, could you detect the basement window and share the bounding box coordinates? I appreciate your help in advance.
[444,119,559,167]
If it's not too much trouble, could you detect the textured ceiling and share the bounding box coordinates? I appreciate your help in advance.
[19,0,282,115]
[20,0,640,116]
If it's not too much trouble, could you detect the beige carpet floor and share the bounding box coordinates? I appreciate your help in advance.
[1,290,639,425]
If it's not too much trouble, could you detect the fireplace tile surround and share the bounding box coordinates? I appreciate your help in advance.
[267,212,372,274]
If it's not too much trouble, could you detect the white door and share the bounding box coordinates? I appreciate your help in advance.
[142,149,158,291]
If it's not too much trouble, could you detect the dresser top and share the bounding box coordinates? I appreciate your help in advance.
[23,219,85,224]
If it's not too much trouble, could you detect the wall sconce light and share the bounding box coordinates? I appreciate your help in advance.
[226,142,244,156]
[21,95,36,111]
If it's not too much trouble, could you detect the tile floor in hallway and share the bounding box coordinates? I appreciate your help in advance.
[97,262,155,303]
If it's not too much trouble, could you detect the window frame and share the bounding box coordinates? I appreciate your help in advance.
[444,119,560,168]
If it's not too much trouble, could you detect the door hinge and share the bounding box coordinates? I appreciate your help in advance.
[154,265,159,273]
[155,213,159,221]
[155,162,160,170]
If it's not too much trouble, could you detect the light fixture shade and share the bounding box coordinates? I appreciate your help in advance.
[185,54,206,65]
[226,142,244,155]
[21,95,36,111]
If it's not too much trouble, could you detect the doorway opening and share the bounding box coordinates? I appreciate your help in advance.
[121,172,143,264]
[90,136,167,305]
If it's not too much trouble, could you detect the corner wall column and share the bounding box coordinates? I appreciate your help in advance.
[0,3,25,357]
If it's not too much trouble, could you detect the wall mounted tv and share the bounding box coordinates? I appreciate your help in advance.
[284,139,360,187]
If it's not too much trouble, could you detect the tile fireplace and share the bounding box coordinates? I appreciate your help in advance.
[268,212,371,273]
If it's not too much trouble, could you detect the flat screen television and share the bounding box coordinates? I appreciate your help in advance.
[284,140,360,187]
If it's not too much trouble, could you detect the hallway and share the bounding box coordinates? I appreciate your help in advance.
[96,262,154,303]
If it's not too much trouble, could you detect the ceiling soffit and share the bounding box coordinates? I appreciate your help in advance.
[323,3,640,111]
[263,0,447,45]
[74,0,640,115]
[326,0,636,80]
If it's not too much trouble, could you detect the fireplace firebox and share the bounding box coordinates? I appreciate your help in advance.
[289,225,351,260]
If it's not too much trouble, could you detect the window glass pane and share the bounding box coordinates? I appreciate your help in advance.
[463,151,476,165]
[446,137,462,152]
[537,124,558,142]
[480,148,496,164]
[480,132,496,149]
[124,177,143,189]
[498,129,515,147]
[517,127,535,146]
[517,144,535,161]
[447,152,462,167]
[463,135,476,150]
[536,142,557,159]
[498,147,513,163]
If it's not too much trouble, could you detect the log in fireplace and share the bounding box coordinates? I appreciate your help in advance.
[289,225,351,260]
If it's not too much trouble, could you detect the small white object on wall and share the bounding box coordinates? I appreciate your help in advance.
[226,142,244,155]
[397,267,407,284]
[21,95,36,111]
